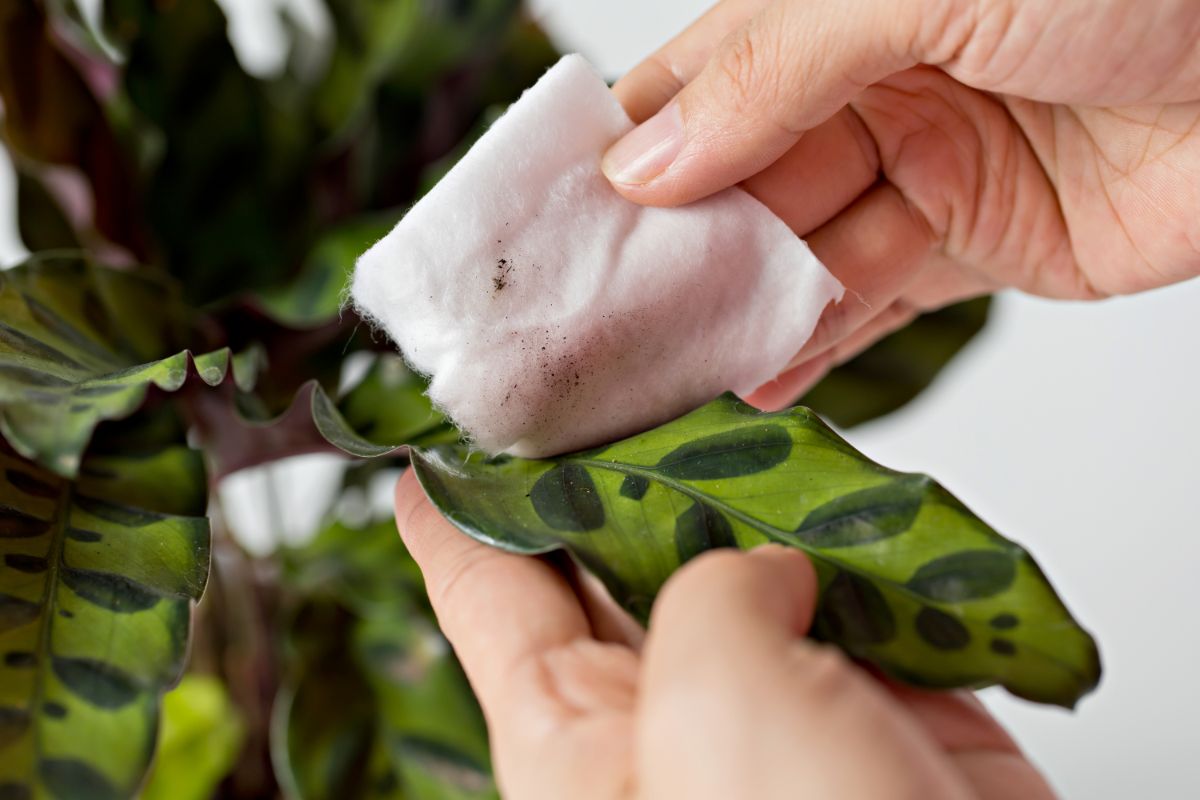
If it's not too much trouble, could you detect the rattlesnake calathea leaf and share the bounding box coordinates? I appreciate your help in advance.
[411,394,1100,708]
[0,254,257,477]
[311,354,458,459]
[0,423,210,799]
[275,520,495,800]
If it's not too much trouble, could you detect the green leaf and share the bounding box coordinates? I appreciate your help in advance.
[257,215,398,328]
[801,297,991,427]
[139,674,245,800]
[14,168,80,252]
[0,254,255,477]
[410,394,1100,708]
[308,0,426,137]
[312,354,458,459]
[0,429,210,800]
[275,519,496,800]
[283,518,426,614]
[273,604,403,800]
[101,0,316,305]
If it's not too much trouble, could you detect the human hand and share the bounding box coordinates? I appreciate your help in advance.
[602,0,1200,409]
[395,470,1054,799]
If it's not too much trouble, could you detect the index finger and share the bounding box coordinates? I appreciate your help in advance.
[611,0,769,122]
[393,469,591,707]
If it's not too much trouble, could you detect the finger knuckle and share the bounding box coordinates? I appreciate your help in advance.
[716,21,800,136]
[428,547,494,625]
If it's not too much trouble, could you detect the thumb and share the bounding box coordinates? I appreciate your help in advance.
[602,0,957,206]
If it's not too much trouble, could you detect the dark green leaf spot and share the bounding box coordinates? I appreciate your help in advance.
[817,571,896,646]
[65,528,103,543]
[674,503,736,564]
[42,702,68,719]
[0,505,49,539]
[0,706,31,746]
[915,607,971,650]
[72,384,126,398]
[24,296,116,364]
[990,613,1019,630]
[0,364,71,388]
[73,494,163,526]
[0,321,80,365]
[39,758,121,800]
[655,424,792,480]
[62,568,162,613]
[0,322,84,367]
[906,550,1016,601]
[990,638,1017,656]
[52,657,141,709]
[4,554,48,574]
[4,469,58,498]
[619,474,649,500]
[530,464,605,532]
[4,652,36,668]
[794,478,924,548]
[0,594,40,632]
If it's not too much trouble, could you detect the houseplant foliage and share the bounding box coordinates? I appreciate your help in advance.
[0,1,1095,798]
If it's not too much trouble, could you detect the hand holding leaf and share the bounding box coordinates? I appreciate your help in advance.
[395,470,1055,799]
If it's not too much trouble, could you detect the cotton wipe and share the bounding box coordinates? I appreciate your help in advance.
[352,55,843,457]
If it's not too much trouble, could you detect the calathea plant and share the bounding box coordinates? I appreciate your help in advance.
[0,1,1097,799]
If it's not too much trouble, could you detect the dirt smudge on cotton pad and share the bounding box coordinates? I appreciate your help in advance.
[492,257,513,294]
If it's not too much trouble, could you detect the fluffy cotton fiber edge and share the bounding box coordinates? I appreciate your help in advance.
[352,54,843,457]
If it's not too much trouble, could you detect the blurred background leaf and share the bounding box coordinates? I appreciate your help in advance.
[801,298,992,428]
[141,674,247,800]
[274,517,496,800]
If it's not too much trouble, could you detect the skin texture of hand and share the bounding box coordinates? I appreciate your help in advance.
[395,471,1055,799]
[602,0,1200,409]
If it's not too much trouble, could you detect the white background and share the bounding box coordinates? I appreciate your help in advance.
[3,1,1199,796]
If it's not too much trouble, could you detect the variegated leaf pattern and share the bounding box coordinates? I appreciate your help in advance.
[0,254,256,477]
[0,429,209,800]
[411,394,1100,708]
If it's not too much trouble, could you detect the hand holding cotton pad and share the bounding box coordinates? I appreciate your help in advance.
[351,55,843,457]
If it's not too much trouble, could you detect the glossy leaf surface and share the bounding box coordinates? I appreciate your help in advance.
[412,394,1100,708]
[0,255,253,477]
[0,429,210,799]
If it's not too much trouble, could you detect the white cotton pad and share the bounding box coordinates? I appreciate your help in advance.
[351,54,843,457]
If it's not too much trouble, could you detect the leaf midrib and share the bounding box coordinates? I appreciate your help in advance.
[32,478,71,779]
[574,456,1090,683]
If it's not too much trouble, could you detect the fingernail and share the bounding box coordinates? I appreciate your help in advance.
[602,102,684,185]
